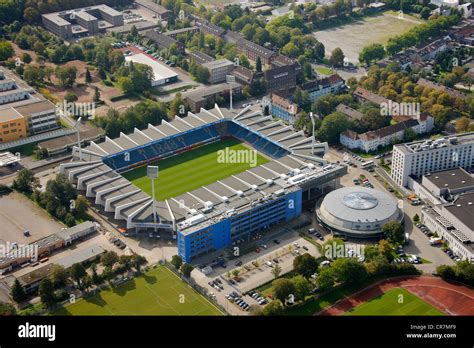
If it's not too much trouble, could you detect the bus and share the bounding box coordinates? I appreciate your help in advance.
[361,160,375,169]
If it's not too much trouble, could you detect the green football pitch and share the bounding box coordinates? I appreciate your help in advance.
[53,266,223,315]
[122,138,270,200]
[345,288,444,316]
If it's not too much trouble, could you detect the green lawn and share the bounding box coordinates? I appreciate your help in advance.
[53,266,223,316]
[346,288,444,316]
[122,138,269,200]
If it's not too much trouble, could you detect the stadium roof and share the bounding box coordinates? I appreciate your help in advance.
[60,106,342,234]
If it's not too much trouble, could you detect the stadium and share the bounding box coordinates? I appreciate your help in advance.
[60,105,347,262]
[316,186,403,238]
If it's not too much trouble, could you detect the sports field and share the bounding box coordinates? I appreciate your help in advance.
[122,138,269,200]
[345,288,444,316]
[54,266,223,315]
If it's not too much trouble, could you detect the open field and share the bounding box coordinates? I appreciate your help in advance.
[346,288,444,316]
[313,12,423,63]
[122,138,270,200]
[54,266,223,315]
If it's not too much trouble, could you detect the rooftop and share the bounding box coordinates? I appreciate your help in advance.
[444,192,474,232]
[125,53,178,81]
[202,59,234,70]
[0,108,23,123]
[424,168,474,191]
[395,132,474,155]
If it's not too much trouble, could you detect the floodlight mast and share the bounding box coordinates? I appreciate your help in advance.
[226,75,236,111]
[309,112,315,155]
[75,117,82,159]
[147,166,159,233]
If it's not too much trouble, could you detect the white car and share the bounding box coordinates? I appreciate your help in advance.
[266,261,273,267]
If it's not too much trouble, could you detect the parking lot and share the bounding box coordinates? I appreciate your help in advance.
[0,192,63,246]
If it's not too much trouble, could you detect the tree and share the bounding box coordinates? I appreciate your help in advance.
[85,68,92,84]
[292,275,311,301]
[51,265,69,288]
[101,251,119,268]
[436,264,455,280]
[10,279,27,303]
[272,278,295,305]
[171,255,183,270]
[0,41,14,61]
[316,112,350,144]
[271,264,282,279]
[130,25,139,38]
[12,169,39,194]
[413,214,420,223]
[403,128,417,142]
[131,254,147,272]
[262,300,284,316]
[256,56,262,73]
[420,7,431,20]
[359,43,385,65]
[74,195,89,217]
[21,53,32,64]
[293,253,318,278]
[70,263,86,288]
[93,87,101,103]
[455,116,470,133]
[331,258,368,285]
[118,76,134,94]
[64,92,78,103]
[382,221,405,244]
[316,267,335,290]
[330,48,344,67]
[39,278,56,307]
[180,263,194,278]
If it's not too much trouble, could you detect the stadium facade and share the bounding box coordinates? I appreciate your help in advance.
[60,106,347,262]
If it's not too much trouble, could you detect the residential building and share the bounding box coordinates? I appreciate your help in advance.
[340,116,434,153]
[353,87,389,106]
[336,104,363,120]
[301,74,345,102]
[391,132,474,187]
[202,59,235,84]
[144,30,185,54]
[134,0,171,21]
[417,77,465,99]
[164,26,199,39]
[237,38,275,65]
[195,19,225,38]
[410,37,451,63]
[42,4,124,39]
[270,93,299,124]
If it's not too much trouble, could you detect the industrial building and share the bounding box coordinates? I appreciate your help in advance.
[316,186,403,238]
[125,53,178,86]
[60,106,345,262]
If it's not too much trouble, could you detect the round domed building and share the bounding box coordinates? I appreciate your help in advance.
[316,186,403,238]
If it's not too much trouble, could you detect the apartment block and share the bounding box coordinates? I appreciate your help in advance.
[202,59,235,84]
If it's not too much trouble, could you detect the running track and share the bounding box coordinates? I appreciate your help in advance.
[318,276,474,316]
